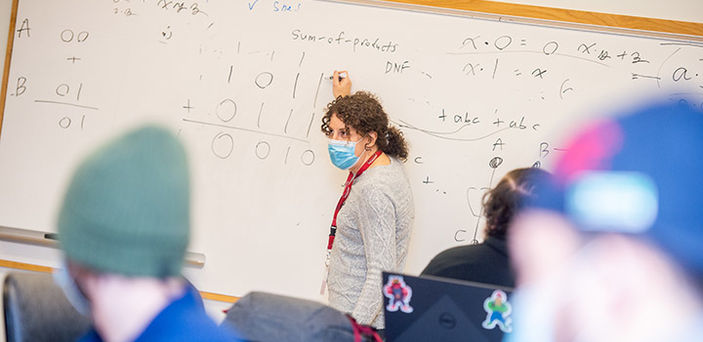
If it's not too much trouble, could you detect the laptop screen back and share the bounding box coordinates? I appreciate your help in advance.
[382,272,514,342]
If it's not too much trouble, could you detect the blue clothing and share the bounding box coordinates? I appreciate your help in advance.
[78,286,239,342]
[489,311,504,323]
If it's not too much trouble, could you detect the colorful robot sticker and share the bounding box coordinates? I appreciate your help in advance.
[482,289,512,333]
[383,276,414,313]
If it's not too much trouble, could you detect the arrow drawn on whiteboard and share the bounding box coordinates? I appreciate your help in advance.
[392,119,510,142]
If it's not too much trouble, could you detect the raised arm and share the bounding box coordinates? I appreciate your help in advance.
[332,70,352,98]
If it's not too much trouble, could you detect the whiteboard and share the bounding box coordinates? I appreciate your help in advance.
[0,0,701,301]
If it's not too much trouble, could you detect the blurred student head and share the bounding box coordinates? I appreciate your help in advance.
[53,125,199,340]
[482,167,550,239]
[421,167,550,286]
[58,126,190,281]
[507,101,703,342]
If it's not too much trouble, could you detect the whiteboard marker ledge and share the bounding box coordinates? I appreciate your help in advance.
[0,225,206,268]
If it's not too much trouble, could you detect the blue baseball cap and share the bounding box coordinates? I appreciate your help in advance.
[527,100,703,279]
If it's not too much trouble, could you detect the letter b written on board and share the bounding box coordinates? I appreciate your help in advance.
[15,76,27,97]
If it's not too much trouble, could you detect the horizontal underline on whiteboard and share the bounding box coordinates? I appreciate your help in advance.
[181,118,310,143]
[445,50,610,67]
[34,100,99,110]
[394,119,511,142]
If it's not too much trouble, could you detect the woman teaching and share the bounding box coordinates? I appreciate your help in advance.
[322,70,415,331]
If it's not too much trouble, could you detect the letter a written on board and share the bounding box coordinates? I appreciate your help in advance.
[17,18,31,38]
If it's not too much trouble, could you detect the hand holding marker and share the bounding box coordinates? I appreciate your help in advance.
[331,70,351,98]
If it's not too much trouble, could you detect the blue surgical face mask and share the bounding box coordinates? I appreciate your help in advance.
[53,263,91,317]
[328,138,363,170]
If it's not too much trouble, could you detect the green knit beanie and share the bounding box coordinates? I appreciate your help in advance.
[58,125,190,278]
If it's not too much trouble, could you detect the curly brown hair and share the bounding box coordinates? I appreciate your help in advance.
[321,91,408,160]
[483,167,551,238]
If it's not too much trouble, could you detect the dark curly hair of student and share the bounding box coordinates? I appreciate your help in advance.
[482,167,551,238]
[321,91,409,161]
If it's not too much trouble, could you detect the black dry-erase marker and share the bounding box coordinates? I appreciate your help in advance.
[328,72,347,81]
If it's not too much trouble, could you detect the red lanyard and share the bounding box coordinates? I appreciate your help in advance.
[327,150,383,251]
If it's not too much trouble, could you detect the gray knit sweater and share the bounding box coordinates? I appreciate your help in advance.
[327,157,414,329]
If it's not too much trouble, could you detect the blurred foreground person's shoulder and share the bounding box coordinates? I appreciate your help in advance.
[507,101,703,342]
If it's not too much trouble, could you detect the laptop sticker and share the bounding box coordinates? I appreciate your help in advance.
[384,276,414,313]
[482,289,512,333]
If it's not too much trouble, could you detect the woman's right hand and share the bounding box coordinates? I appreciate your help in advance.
[333,70,351,98]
